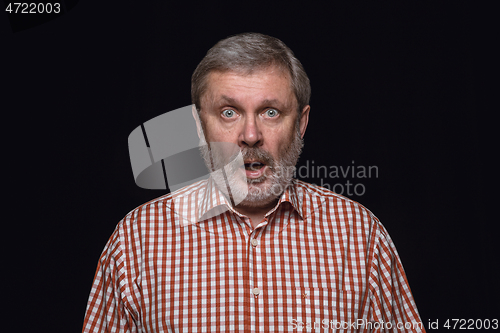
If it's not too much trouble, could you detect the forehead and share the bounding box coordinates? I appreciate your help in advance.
[202,67,296,109]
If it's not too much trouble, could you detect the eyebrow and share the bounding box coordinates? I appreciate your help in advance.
[218,95,238,106]
[216,95,287,110]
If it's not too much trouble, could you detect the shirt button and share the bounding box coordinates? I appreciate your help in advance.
[252,287,260,296]
[251,239,259,247]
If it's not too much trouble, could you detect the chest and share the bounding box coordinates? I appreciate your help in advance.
[136,223,371,332]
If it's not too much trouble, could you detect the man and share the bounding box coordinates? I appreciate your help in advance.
[83,33,425,332]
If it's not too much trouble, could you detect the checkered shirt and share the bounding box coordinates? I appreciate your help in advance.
[82,178,425,332]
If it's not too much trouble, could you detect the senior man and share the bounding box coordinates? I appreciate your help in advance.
[83,33,425,332]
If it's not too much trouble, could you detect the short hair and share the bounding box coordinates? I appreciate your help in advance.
[191,32,311,113]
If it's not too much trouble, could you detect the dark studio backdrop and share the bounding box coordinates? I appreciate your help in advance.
[3,1,495,332]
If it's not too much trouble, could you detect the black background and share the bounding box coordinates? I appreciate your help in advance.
[3,1,496,332]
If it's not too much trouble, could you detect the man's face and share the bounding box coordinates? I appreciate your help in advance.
[199,66,310,208]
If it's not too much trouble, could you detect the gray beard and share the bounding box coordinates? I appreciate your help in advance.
[199,126,303,208]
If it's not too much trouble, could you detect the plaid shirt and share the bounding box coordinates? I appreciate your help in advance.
[83,178,425,332]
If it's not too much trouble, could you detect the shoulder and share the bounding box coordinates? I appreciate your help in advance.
[294,179,377,218]
[111,180,208,239]
[293,179,387,236]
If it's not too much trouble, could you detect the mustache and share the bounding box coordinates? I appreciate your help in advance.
[241,147,275,168]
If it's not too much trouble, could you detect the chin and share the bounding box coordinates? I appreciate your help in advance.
[237,195,279,208]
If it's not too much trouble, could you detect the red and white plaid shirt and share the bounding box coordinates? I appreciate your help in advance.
[83,178,425,332]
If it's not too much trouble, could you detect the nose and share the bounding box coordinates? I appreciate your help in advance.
[239,115,263,148]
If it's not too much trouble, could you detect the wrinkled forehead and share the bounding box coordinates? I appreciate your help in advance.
[200,66,297,110]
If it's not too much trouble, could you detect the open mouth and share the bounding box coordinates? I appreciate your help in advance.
[244,161,265,171]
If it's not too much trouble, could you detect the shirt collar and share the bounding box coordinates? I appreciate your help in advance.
[196,177,235,222]
[276,178,305,220]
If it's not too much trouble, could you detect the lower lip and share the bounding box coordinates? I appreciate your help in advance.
[245,165,266,179]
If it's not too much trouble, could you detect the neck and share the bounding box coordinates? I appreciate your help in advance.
[235,199,278,229]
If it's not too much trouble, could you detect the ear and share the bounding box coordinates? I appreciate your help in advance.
[299,105,310,139]
[191,105,207,145]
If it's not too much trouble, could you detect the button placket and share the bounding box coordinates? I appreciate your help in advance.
[248,230,263,303]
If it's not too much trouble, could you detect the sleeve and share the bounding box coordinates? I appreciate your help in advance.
[82,226,140,333]
[368,224,426,333]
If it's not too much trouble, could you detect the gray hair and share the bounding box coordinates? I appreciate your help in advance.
[191,32,311,113]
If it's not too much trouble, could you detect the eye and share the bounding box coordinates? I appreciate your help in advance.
[265,109,279,118]
[222,109,236,118]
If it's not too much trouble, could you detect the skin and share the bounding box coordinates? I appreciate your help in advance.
[199,66,310,228]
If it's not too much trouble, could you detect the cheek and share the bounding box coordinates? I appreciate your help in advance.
[267,129,294,155]
[203,119,237,143]
[200,113,220,139]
